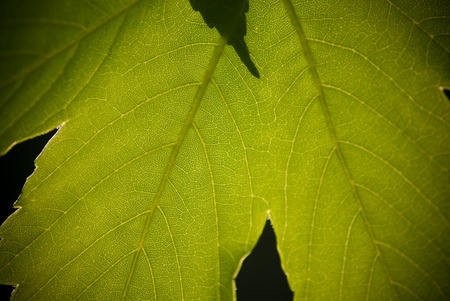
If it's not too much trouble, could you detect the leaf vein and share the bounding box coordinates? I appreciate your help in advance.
[282,1,401,299]
[210,78,256,247]
[308,38,450,127]
[384,0,449,52]
[156,206,185,300]
[0,43,80,138]
[281,95,317,243]
[25,210,149,300]
[120,33,229,300]
[0,143,174,274]
[193,122,221,299]
[23,83,200,200]
[322,84,448,172]
[0,0,143,90]
[376,241,445,298]
[304,147,335,300]
[141,248,157,301]
[339,140,449,227]
[339,209,361,301]
[355,183,450,263]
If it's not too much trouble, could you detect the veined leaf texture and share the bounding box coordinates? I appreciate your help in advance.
[0,0,449,300]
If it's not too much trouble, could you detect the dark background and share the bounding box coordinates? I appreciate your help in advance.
[0,130,293,300]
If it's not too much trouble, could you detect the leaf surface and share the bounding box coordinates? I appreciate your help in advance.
[0,0,449,300]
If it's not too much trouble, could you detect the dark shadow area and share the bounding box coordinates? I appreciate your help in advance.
[444,89,449,100]
[0,130,57,220]
[189,0,260,78]
[236,219,293,301]
[0,130,57,300]
[0,285,14,299]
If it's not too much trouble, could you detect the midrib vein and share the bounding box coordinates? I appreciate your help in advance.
[120,36,228,301]
[282,0,399,299]
[0,0,142,90]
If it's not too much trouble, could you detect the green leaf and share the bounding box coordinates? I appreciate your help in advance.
[1,0,449,300]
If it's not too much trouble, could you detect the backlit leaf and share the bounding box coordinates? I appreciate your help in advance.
[0,0,449,300]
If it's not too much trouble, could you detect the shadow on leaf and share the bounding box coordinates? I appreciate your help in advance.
[189,0,260,78]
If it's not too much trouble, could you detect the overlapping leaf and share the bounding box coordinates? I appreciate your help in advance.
[0,0,449,300]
